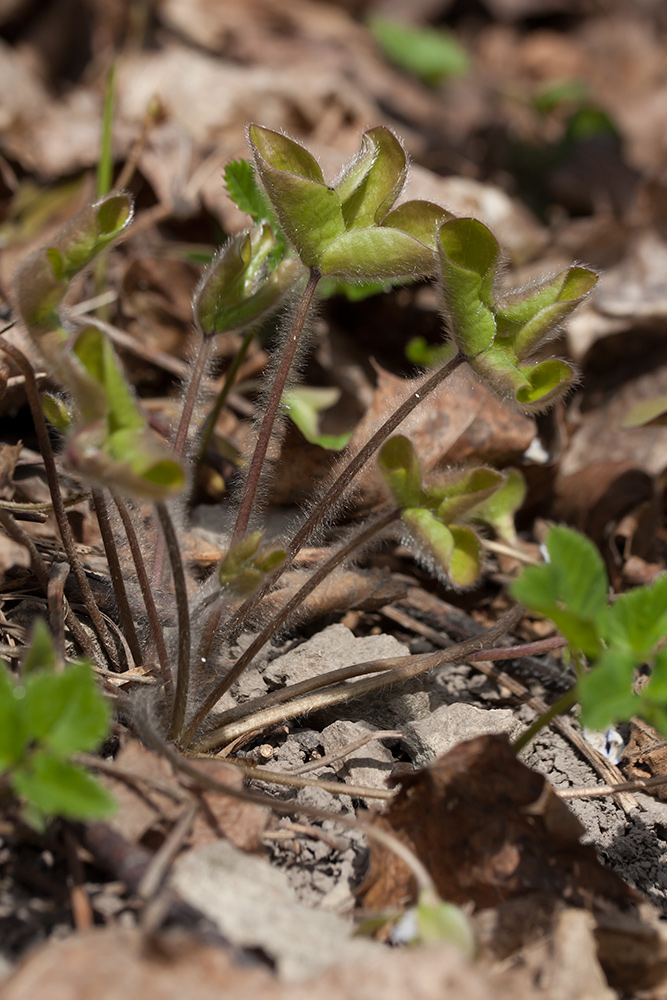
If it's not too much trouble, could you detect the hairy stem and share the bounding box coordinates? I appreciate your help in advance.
[196,326,255,472]
[151,331,212,586]
[91,489,143,667]
[110,491,173,700]
[230,267,321,546]
[0,336,120,668]
[193,604,523,752]
[209,350,466,655]
[183,506,400,747]
[156,502,191,740]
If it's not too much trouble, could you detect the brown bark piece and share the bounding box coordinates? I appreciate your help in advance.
[361,734,639,912]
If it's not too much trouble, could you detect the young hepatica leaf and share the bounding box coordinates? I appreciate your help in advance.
[606,575,667,660]
[403,508,455,577]
[195,226,302,335]
[249,124,344,267]
[427,466,504,522]
[516,359,577,410]
[378,435,423,508]
[22,661,110,756]
[320,226,436,280]
[577,647,640,731]
[282,386,351,451]
[42,394,74,433]
[468,467,526,543]
[369,16,469,85]
[438,219,499,356]
[11,753,116,825]
[219,531,286,596]
[511,525,608,658]
[511,270,597,360]
[382,201,454,250]
[338,126,407,229]
[72,326,143,433]
[449,525,483,587]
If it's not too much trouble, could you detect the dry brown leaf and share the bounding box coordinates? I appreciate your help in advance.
[182,758,268,853]
[259,566,407,623]
[361,734,639,912]
[99,739,268,855]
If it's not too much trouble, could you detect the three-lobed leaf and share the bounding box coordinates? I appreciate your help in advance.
[511,525,608,659]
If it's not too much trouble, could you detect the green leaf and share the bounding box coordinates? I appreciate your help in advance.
[449,525,483,588]
[516,358,577,410]
[468,467,526,543]
[427,466,504,522]
[11,753,116,825]
[282,386,351,451]
[224,159,275,223]
[369,17,469,85]
[511,525,608,658]
[378,436,423,508]
[0,663,27,771]
[338,127,407,229]
[320,226,436,280]
[195,226,301,335]
[42,393,73,433]
[249,125,325,183]
[438,219,498,356]
[577,648,640,731]
[22,660,110,756]
[511,269,597,359]
[382,200,454,250]
[641,647,667,703]
[219,532,286,596]
[606,575,667,659]
[403,508,454,575]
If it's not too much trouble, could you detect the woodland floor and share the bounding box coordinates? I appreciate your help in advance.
[2,0,667,998]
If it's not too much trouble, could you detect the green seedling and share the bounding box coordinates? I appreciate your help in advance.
[379,435,525,587]
[0,622,114,831]
[512,526,667,737]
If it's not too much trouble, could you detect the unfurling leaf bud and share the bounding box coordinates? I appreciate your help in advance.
[194,224,303,335]
[219,531,286,597]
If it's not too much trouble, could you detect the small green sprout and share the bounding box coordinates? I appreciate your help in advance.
[379,435,525,587]
[512,526,667,734]
[437,217,597,410]
[218,531,286,598]
[0,622,115,831]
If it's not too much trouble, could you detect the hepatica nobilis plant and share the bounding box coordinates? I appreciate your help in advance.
[4,123,598,757]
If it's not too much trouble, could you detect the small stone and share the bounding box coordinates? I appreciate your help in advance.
[321,720,395,790]
[404,702,523,766]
